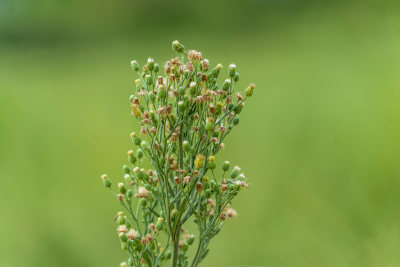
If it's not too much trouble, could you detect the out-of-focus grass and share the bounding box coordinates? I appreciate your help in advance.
[1,1,400,266]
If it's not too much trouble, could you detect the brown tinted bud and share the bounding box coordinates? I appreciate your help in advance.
[196,182,203,192]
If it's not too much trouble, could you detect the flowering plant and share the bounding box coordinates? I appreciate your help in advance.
[101,40,255,267]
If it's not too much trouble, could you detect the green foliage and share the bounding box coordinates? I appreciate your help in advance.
[102,41,255,267]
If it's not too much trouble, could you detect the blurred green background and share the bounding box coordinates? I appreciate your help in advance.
[1,0,400,266]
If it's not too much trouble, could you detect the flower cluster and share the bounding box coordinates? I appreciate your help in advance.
[102,40,255,267]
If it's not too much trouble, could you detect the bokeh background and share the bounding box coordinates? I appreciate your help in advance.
[1,0,400,266]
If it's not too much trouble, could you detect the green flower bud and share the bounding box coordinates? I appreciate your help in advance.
[230,166,241,178]
[117,216,125,225]
[205,117,214,131]
[187,235,195,245]
[145,74,153,85]
[182,242,188,252]
[211,64,223,78]
[222,79,231,91]
[119,232,127,242]
[136,148,143,159]
[158,85,167,99]
[227,103,234,111]
[228,64,236,78]
[189,82,197,97]
[232,117,240,126]
[118,183,127,194]
[144,184,152,191]
[178,101,185,112]
[102,174,112,188]
[103,179,112,188]
[127,150,137,164]
[148,91,156,102]
[127,189,133,198]
[131,60,139,72]
[156,221,164,230]
[131,132,142,146]
[171,209,177,221]
[122,165,130,174]
[233,72,240,82]
[140,141,149,150]
[154,63,160,73]
[222,161,230,172]
[234,103,244,114]
[215,101,223,115]
[147,58,155,71]
[244,83,255,97]
[183,140,189,152]
[183,69,190,78]
[172,40,185,53]
[205,189,212,198]
[140,198,148,206]
[208,155,216,170]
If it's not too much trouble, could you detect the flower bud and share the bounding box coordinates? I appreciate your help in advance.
[201,59,209,71]
[230,166,241,178]
[117,216,125,225]
[189,82,197,97]
[140,198,148,206]
[183,140,189,152]
[118,183,127,194]
[234,103,244,114]
[222,161,230,172]
[154,63,160,72]
[123,165,130,174]
[147,58,155,71]
[196,182,203,192]
[156,221,164,230]
[127,150,137,164]
[244,83,255,97]
[228,64,236,78]
[178,101,185,112]
[182,242,188,252]
[172,40,185,53]
[205,117,214,131]
[208,155,216,170]
[187,235,195,245]
[136,148,143,159]
[148,91,156,102]
[119,232,128,242]
[222,79,231,91]
[211,64,222,78]
[101,174,112,188]
[145,74,153,85]
[171,209,178,221]
[233,72,240,82]
[232,117,240,126]
[131,60,139,72]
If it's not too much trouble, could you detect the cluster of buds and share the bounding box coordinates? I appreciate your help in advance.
[102,41,254,267]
